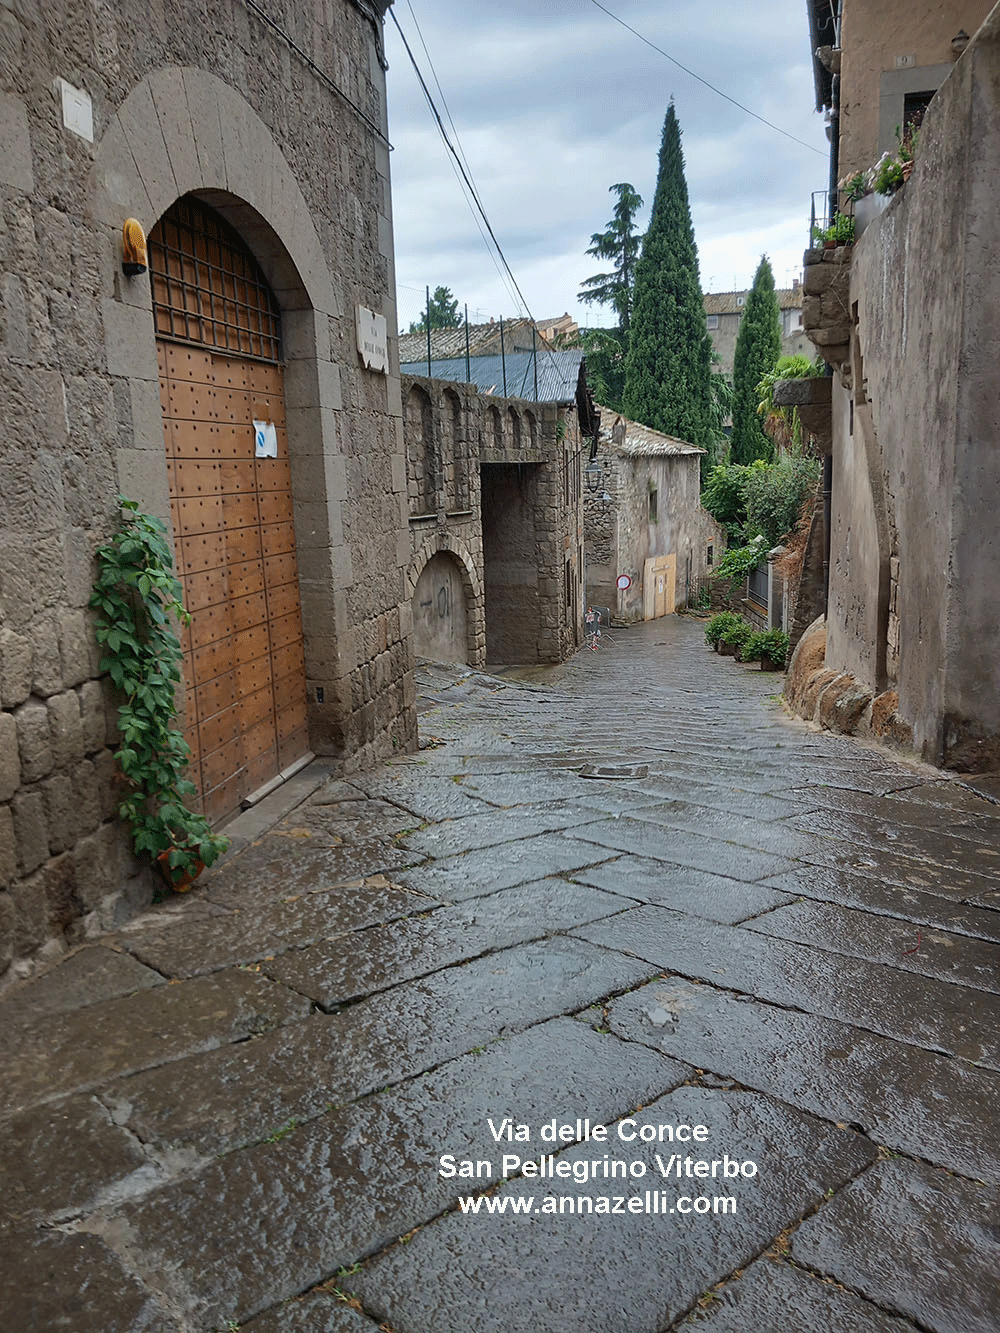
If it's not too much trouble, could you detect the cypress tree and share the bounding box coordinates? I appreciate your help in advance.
[622,104,715,448]
[730,256,782,464]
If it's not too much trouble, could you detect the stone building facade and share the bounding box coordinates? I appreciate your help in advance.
[584,414,725,622]
[704,287,813,381]
[402,376,585,666]
[797,0,1000,767]
[0,0,416,977]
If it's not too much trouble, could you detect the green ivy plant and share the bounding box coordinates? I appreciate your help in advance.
[89,498,228,887]
[714,536,767,581]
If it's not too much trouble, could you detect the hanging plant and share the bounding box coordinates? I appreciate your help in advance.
[89,497,228,889]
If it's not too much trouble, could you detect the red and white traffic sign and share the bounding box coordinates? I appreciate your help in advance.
[616,574,632,591]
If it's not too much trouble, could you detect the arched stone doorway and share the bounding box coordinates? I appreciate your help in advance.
[411,551,470,665]
[151,195,309,823]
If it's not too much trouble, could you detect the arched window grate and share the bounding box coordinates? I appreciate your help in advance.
[150,195,281,362]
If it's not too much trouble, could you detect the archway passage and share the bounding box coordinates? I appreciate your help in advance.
[412,552,470,665]
[151,195,309,824]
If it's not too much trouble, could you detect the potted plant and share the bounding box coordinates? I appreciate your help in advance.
[90,498,228,890]
[811,212,855,249]
[744,628,790,671]
[705,611,744,652]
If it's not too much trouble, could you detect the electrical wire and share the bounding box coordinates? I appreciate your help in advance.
[589,0,826,157]
[389,7,570,391]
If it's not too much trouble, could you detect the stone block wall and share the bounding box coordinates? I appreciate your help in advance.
[401,376,584,666]
[0,0,414,978]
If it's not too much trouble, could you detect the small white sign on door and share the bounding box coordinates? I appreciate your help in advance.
[253,420,278,458]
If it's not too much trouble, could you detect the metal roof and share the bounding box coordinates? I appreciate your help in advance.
[400,349,585,403]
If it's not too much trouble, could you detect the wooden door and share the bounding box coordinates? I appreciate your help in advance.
[643,554,677,620]
[152,197,309,824]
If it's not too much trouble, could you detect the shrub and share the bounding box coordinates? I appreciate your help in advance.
[705,611,744,649]
[743,455,821,549]
[744,628,790,668]
[714,537,767,581]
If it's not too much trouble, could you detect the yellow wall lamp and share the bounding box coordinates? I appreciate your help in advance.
[122,217,148,277]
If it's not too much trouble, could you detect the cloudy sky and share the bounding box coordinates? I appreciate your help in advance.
[383,0,829,332]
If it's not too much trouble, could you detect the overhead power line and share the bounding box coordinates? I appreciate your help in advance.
[388,7,567,383]
[589,0,826,157]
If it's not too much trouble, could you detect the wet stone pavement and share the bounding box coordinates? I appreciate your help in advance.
[3,616,1000,1332]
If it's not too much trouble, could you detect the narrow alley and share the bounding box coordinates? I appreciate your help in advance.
[2,615,998,1332]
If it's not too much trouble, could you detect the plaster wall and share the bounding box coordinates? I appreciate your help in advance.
[839,0,992,177]
[0,0,414,975]
[829,14,1000,764]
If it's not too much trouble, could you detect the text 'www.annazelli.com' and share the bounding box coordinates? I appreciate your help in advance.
[457,1191,738,1217]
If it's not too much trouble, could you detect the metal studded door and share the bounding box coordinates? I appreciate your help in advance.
[151,197,309,825]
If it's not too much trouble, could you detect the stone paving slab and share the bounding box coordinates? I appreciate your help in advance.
[343,1085,876,1333]
[791,1158,1000,1333]
[746,897,1000,991]
[396,832,620,902]
[789,781,1000,840]
[119,877,430,979]
[274,798,426,842]
[0,944,164,1028]
[572,904,1000,1068]
[792,807,1000,880]
[762,863,1000,941]
[243,1295,381,1332]
[0,1230,176,1332]
[203,835,424,909]
[571,856,794,923]
[608,977,1000,1184]
[629,799,827,862]
[692,1257,921,1331]
[264,878,629,1008]
[632,779,821,823]
[570,815,801,882]
[0,1094,150,1231]
[451,770,669,815]
[398,801,599,858]
[349,768,507,820]
[0,968,311,1116]
[106,939,658,1157]
[98,1019,685,1328]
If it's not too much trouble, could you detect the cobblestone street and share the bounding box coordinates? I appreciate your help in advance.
[3,614,1000,1332]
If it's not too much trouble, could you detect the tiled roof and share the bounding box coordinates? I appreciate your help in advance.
[401,349,584,403]
[704,288,802,316]
[595,407,703,457]
[397,318,545,365]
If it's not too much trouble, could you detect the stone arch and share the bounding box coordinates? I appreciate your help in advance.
[525,409,539,451]
[87,65,350,766]
[405,382,436,514]
[442,386,468,510]
[406,532,484,668]
[508,406,522,451]
[489,403,504,451]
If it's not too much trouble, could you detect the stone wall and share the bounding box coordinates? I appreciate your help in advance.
[401,375,584,666]
[819,9,1000,767]
[0,0,414,978]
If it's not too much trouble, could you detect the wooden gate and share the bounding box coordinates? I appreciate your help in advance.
[151,197,309,824]
[643,553,677,620]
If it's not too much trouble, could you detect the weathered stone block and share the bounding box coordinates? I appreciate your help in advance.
[47,690,85,768]
[72,821,129,913]
[13,788,48,876]
[16,699,53,782]
[0,628,33,707]
[0,712,20,802]
[73,759,101,838]
[0,94,33,193]
[0,891,14,974]
[59,609,93,688]
[78,680,106,754]
[0,807,16,889]
[31,614,63,698]
[43,772,78,854]
[93,748,118,821]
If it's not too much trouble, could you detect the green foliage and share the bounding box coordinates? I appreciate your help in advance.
[743,454,821,548]
[714,537,767,581]
[705,611,744,648]
[811,213,855,246]
[756,354,824,454]
[579,326,627,413]
[622,105,717,450]
[730,256,781,465]
[744,628,790,669]
[89,498,228,886]
[839,172,868,203]
[578,183,644,333]
[409,285,461,333]
[701,462,752,541]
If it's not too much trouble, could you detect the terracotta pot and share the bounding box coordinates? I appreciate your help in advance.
[156,850,205,892]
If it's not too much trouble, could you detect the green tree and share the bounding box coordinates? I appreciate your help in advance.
[409,285,461,333]
[730,256,782,464]
[622,105,716,449]
[578,182,644,333]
